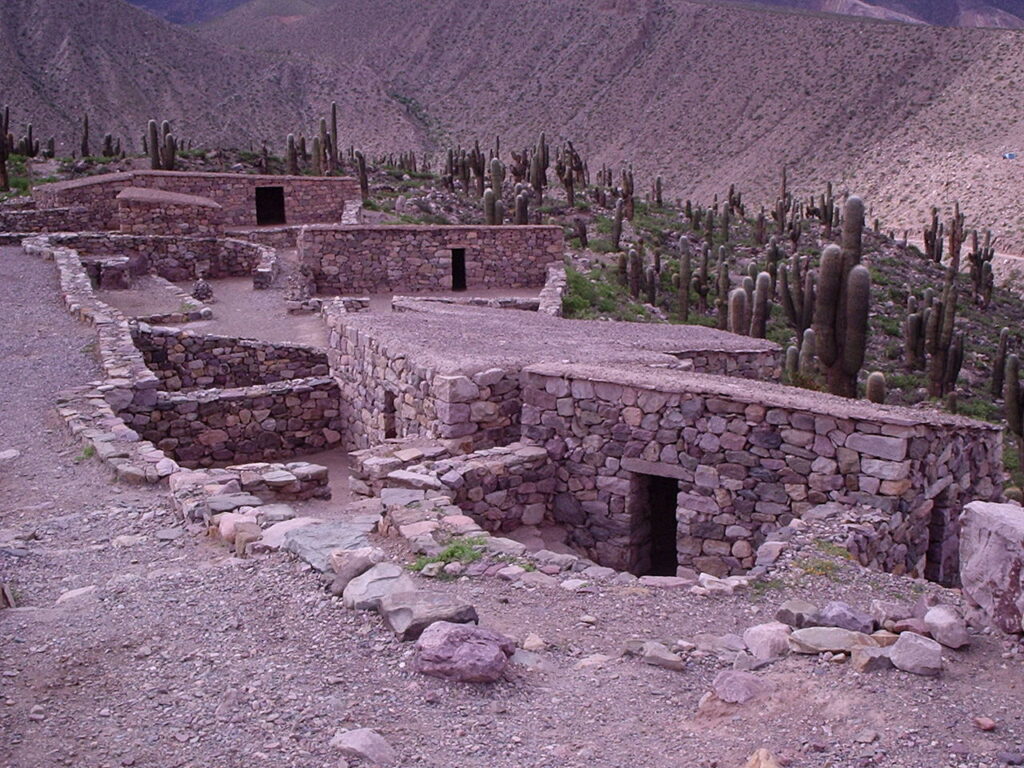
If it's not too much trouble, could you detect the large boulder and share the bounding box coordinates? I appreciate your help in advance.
[742,622,792,660]
[377,591,478,641]
[924,605,970,649]
[818,601,874,634]
[959,501,1024,634]
[342,563,417,610]
[412,621,516,683]
[329,727,397,765]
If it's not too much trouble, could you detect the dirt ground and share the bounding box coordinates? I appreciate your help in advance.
[3,246,1024,768]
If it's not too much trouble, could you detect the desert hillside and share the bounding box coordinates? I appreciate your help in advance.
[718,0,1024,27]
[203,0,1024,251]
[0,0,425,155]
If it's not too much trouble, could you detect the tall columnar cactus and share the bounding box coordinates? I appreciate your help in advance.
[798,328,817,378]
[924,206,944,263]
[161,133,177,171]
[715,248,730,331]
[0,104,8,191]
[749,271,771,339]
[728,288,748,336]
[654,175,663,208]
[515,193,529,225]
[490,157,505,193]
[694,245,710,314]
[483,188,497,225]
[678,237,692,322]
[328,101,339,172]
[779,252,815,344]
[785,345,799,381]
[80,114,90,158]
[621,167,635,220]
[355,150,369,201]
[811,196,870,398]
[312,136,323,176]
[754,209,767,245]
[926,208,965,397]
[628,248,642,299]
[993,327,1011,398]
[611,198,624,251]
[645,266,658,306]
[287,134,298,176]
[904,296,926,371]
[148,120,161,170]
[1007,355,1024,469]
[968,229,996,305]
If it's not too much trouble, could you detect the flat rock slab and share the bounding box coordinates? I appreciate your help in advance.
[343,563,418,610]
[282,517,377,572]
[789,626,874,654]
[378,591,478,641]
[712,670,766,704]
[252,517,321,552]
[208,493,264,513]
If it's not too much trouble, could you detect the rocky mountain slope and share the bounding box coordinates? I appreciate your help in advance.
[0,0,424,155]
[720,0,1024,27]
[201,0,1024,250]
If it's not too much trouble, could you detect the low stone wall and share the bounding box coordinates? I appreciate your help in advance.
[389,443,557,532]
[33,171,359,230]
[133,324,329,391]
[43,232,273,282]
[298,224,563,294]
[520,363,1003,580]
[121,376,343,467]
[0,205,95,232]
[227,226,301,249]
[537,263,568,316]
[117,187,225,237]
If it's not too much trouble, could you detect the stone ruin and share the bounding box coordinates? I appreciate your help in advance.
[1,168,1018,631]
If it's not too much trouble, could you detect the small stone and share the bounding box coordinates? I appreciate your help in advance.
[0,449,21,461]
[574,654,612,669]
[640,641,685,671]
[819,601,874,634]
[377,591,479,641]
[973,716,997,731]
[741,749,782,768]
[342,563,417,610]
[560,578,589,591]
[154,527,184,542]
[788,626,874,654]
[329,728,397,766]
[775,598,821,629]
[853,729,879,744]
[412,621,515,683]
[851,646,893,673]
[55,585,97,605]
[742,622,791,660]
[522,633,546,652]
[579,614,598,625]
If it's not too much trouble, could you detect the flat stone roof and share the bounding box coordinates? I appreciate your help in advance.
[336,299,779,374]
[524,361,999,430]
[116,187,221,208]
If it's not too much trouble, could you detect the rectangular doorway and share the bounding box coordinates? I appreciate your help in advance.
[383,390,397,439]
[451,248,467,291]
[255,186,286,225]
[630,474,679,576]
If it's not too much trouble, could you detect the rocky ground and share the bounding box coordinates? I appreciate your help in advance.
[3,247,1024,768]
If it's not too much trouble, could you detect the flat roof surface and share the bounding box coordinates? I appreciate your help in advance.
[337,299,779,374]
[116,187,221,208]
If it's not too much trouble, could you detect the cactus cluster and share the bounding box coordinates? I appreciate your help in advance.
[811,196,871,398]
[1006,354,1024,469]
[146,119,178,171]
[968,229,995,306]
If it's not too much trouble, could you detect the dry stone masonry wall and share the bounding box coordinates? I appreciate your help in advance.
[519,363,1002,581]
[298,225,563,294]
[116,187,225,237]
[133,325,329,391]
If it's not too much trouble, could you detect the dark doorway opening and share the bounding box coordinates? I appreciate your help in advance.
[630,474,679,576]
[255,186,286,225]
[925,491,959,586]
[383,390,397,439]
[451,248,467,291]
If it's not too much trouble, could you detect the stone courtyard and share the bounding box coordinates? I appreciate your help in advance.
[4,170,1024,767]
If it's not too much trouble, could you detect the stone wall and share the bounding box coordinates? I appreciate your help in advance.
[0,205,95,233]
[325,301,523,452]
[394,443,557,532]
[132,324,329,392]
[117,188,225,237]
[31,171,358,231]
[519,363,1003,580]
[298,225,563,294]
[121,377,343,467]
[45,232,273,283]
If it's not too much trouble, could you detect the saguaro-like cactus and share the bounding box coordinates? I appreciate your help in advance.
[611,198,624,251]
[287,134,298,176]
[927,207,965,397]
[678,238,691,322]
[811,196,870,398]
[355,150,369,201]
[81,114,90,158]
[148,120,161,170]
[484,188,497,225]
[628,248,642,299]
[715,248,730,331]
[728,288,748,336]
[778,252,815,342]
[1006,354,1024,470]
[993,327,1011,398]
[749,271,771,339]
[0,105,8,191]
